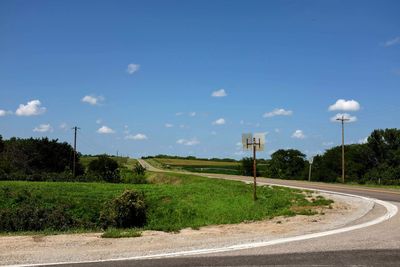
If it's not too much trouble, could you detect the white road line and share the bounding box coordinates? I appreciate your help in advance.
[6,185,398,267]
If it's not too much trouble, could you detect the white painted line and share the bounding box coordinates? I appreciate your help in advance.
[5,185,398,267]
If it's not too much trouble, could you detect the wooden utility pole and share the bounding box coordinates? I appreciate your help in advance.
[245,136,262,201]
[252,138,257,201]
[72,126,80,177]
[336,116,349,183]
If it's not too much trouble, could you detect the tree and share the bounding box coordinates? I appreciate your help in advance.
[88,155,120,183]
[267,149,307,179]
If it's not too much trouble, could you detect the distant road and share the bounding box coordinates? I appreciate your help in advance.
[88,159,399,267]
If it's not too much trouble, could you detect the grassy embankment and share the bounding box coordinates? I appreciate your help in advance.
[0,172,332,236]
[149,158,241,175]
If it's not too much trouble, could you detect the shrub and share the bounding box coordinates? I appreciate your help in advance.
[0,189,75,232]
[99,190,147,229]
[133,163,146,176]
[88,155,121,183]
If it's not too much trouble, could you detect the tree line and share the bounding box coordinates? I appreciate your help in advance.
[1,128,399,185]
[242,128,400,185]
[0,136,144,183]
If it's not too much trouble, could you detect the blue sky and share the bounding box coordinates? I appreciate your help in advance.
[1,0,399,159]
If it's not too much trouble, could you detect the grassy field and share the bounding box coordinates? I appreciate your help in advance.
[151,158,241,175]
[0,172,332,234]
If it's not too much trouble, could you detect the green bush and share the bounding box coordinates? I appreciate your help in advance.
[133,163,146,176]
[99,190,147,229]
[88,155,121,183]
[0,189,75,231]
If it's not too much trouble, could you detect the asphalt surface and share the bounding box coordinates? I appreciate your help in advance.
[58,160,399,267]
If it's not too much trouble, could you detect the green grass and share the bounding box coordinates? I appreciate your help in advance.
[0,172,332,234]
[151,158,241,175]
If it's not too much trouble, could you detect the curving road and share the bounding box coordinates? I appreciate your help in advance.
[55,160,400,266]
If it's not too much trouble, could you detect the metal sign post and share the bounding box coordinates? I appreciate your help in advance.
[242,133,265,201]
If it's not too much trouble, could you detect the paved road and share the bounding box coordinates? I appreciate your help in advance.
[68,159,400,267]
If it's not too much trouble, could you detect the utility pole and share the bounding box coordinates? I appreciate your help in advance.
[72,126,80,177]
[243,133,264,201]
[308,157,313,182]
[252,138,258,201]
[336,116,349,183]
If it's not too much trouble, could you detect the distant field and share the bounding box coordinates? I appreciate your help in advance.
[0,172,332,233]
[152,158,241,175]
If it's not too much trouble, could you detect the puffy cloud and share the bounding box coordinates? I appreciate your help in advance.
[176,138,199,146]
[0,110,12,116]
[15,100,46,116]
[212,118,226,125]
[81,95,104,105]
[127,63,140,74]
[211,89,227,97]
[125,133,148,140]
[165,123,174,128]
[189,112,196,117]
[329,99,360,111]
[383,36,400,47]
[97,125,115,134]
[292,130,306,139]
[33,124,53,133]
[330,113,357,123]
[263,108,293,118]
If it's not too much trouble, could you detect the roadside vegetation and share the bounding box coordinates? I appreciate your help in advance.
[0,172,332,234]
[144,128,400,186]
[144,156,240,175]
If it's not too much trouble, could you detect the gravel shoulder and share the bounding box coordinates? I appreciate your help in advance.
[0,191,376,266]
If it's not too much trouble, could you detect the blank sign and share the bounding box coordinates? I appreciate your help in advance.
[254,133,265,151]
[242,133,252,150]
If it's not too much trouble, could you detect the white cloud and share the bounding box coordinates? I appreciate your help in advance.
[330,113,357,123]
[97,125,115,134]
[125,133,148,140]
[189,112,196,117]
[176,138,199,146]
[127,63,140,74]
[165,123,174,128]
[263,108,293,118]
[212,118,226,125]
[33,124,53,133]
[234,151,245,156]
[383,36,400,47]
[96,119,102,124]
[211,89,227,97]
[322,141,334,147]
[329,99,360,111]
[0,110,12,116]
[292,130,306,139]
[15,100,46,116]
[81,95,104,106]
[59,122,68,130]
[175,112,183,116]
[359,137,368,144]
